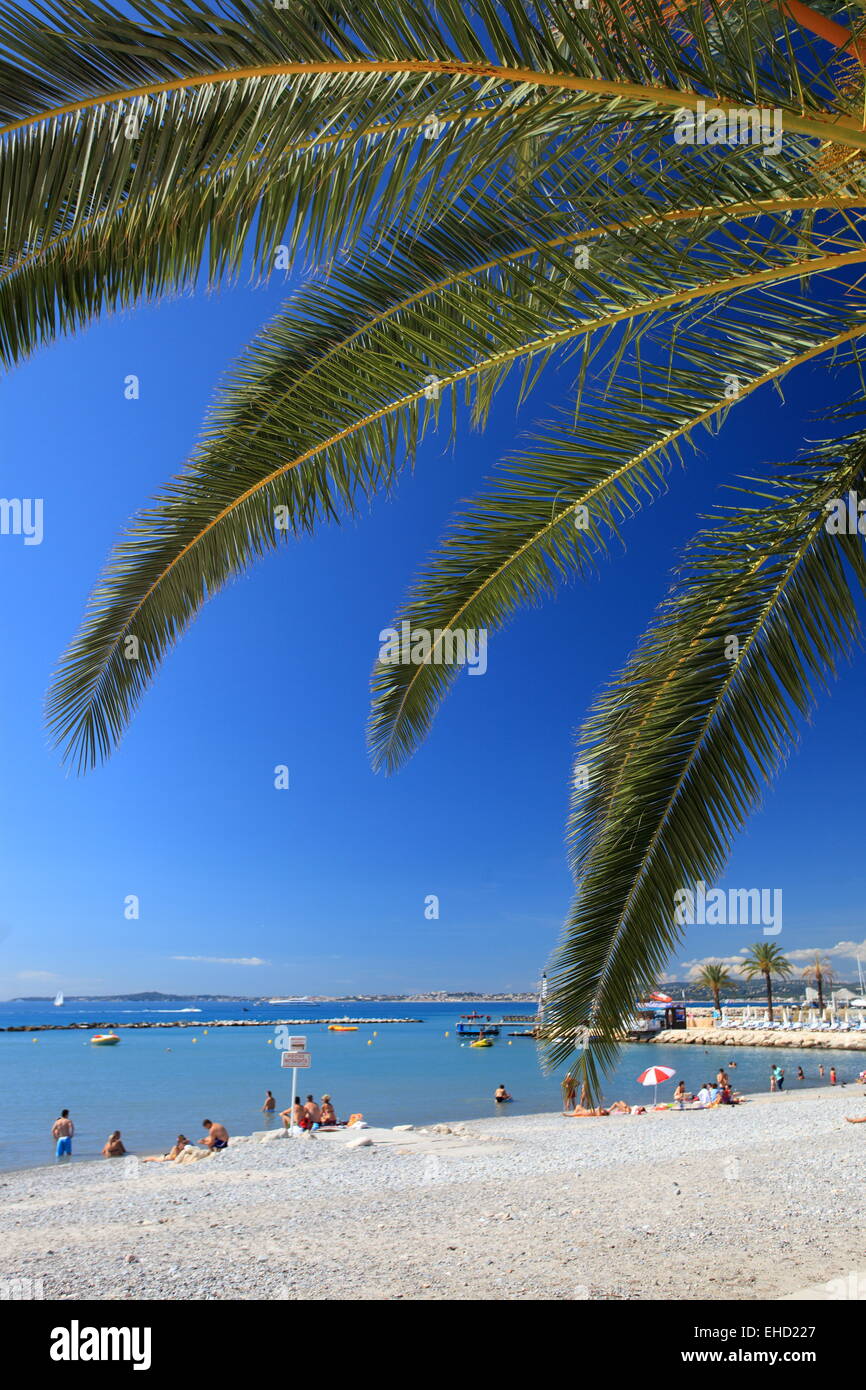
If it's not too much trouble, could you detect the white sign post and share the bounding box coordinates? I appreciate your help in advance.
[280,1047,311,1136]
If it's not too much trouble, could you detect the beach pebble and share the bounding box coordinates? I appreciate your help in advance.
[392,1124,414,1132]
[3,1090,861,1302]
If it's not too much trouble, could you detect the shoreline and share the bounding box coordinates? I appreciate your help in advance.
[0,1086,816,1179]
[2,1087,864,1301]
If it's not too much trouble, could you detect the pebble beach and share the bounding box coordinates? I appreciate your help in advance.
[2,1087,864,1301]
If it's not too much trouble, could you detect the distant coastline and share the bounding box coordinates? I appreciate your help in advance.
[8,991,538,1004]
[10,980,860,1005]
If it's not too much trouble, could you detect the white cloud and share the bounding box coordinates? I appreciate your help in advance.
[171,955,269,966]
[16,969,59,981]
[785,939,866,964]
[678,940,866,979]
[678,952,751,982]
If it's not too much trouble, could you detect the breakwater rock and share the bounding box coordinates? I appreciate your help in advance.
[0,1017,421,1033]
[651,1028,866,1051]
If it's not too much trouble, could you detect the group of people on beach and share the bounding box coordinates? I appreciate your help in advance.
[50,1109,231,1162]
[672,1070,741,1108]
[51,1085,357,1161]
[261,1091,340,1130]
[559,1078,645,1117]
[557,1058,866,1119]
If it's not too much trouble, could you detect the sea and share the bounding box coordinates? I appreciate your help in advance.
[1,998,863,1172]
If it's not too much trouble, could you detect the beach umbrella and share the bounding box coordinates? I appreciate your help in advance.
[637,1064,676,1105]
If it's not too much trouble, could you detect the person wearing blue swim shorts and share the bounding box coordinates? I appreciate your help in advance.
[52,1109,74,1160]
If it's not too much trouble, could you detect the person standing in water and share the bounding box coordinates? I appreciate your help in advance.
[830,1067,838,1085]
[52,1109,74,1161]
[262,1090,276,1113]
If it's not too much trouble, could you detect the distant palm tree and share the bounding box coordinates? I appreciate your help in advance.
[694,963,737,1013]
[741,944,792,1023]
[802,954,834,1012]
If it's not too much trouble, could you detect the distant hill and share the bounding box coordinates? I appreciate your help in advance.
[10,981,859,1004]
[11,992,262,1003]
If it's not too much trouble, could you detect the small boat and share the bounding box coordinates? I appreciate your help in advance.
[455,1020,500,1037]
[469,1037,493,1048]
[54,991,64,1007]
[328,1025,358,1032]
[90,1033,120,1046]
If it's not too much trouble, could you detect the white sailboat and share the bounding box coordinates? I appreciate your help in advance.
[53,990,64,1007]
[849,957,866,1010]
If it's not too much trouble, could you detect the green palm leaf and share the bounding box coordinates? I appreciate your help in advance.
[45,180,866,770]
[543,429,866,1092]
[367,294,866,772]
[5,0,866,366]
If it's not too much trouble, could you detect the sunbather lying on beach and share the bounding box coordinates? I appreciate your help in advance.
[846,1115,866,1123]
[563,1105,610,1117]
[141,1134,190,1163]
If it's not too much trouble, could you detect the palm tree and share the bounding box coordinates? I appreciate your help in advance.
[741,943,792,1022]
[802,953,834,1012]
[4,2,866,1097]
[694,963,737,1014]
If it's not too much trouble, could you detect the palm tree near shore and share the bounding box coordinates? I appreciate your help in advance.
[2,1,866,1097]
[741,944,792,1023]
[802,954,834,1012]
[694,964,737,1013]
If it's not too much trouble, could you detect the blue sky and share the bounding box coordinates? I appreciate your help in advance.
[1,269,864,999]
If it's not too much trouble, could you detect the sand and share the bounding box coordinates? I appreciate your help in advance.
[1,1087,864,1301]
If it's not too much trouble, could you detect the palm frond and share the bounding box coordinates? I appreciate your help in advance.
[367,294,866,772]
[543,428,866,1093]
[45,179,866,770]
[5,0,866,364]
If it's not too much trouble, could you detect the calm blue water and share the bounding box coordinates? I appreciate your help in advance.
[1,999,863,1171]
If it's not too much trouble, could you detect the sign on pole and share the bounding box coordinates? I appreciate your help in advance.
[280,1050,311,1069]
[279,1046,312,1138]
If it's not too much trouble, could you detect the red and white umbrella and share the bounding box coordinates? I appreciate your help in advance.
[637,1064,676,1105]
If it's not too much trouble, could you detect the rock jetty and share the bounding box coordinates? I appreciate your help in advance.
[651,1027,866,1051]
[0,1017,420,1033]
